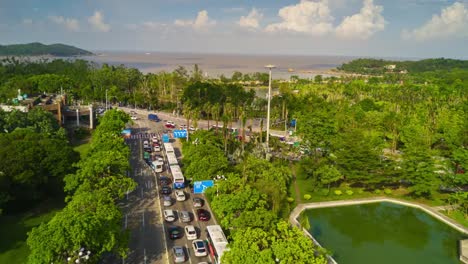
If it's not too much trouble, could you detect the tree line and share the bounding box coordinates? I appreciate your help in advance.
[182,130,328,263]
[26,109,136,263]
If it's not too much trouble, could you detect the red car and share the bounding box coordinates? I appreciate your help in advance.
[196,209,210,221]
[165,121,176,129]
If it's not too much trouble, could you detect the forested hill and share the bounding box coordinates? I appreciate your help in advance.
[338,58,468,75]
[0,42,93,56]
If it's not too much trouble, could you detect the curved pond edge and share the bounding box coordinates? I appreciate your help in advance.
[289,197,468,264]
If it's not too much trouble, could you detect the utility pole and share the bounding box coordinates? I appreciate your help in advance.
[265,65,276,148]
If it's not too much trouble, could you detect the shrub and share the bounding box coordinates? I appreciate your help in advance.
[303,194,312,200]
[384,188,392,195]
[374,189,381,194]
[287,197,295,203]
[346,190,354,196]
[357,189,364,194]
[320,189,329,195]
[334,190,343,196]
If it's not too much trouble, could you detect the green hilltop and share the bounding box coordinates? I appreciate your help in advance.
[0,42,93,56]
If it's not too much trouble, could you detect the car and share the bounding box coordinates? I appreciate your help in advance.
[184,225,197,240]
[160,176,171,186]
[131,116,138,120]
[163,209,176,222]
[168,226,183,240]
[163,195,172,207]
[179,210,191,223]
[154,145,161,152]
[165,121,176,129]
[192,240,208,257]
[172,246,186,263]
[193,198,204,208]
[130,110,136,115]
[161,186,171,195]
[196,209,210,221]
[189,126,196,131]
[175,190,186,202]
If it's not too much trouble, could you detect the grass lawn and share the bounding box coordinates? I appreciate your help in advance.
[443,210,468,228]
[0,200,63,264]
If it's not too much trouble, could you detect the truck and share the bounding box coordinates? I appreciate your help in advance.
[148,113,160,122]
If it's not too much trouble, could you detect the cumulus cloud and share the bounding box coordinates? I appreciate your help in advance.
[88,11,110,32]
[402,2,468,40]
[335,0,386,39]
[238,8,263,29]
[174,10,216,31]
[265,0,334,35]
[48,16,80,31]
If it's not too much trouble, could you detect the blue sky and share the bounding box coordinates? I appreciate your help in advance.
[1,0,468,58]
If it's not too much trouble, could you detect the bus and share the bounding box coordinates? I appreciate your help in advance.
[166,152,178,166]
[206,225,229,264]
[169,165,185,189]
[163,143,174,155]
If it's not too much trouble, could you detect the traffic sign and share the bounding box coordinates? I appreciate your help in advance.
[173,130,187,138]
[193,180,214,194]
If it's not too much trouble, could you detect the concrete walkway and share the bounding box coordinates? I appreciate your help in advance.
[290,197,468,264]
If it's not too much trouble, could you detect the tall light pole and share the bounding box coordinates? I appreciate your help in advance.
[265,64,276,148]
[105,89,108,111]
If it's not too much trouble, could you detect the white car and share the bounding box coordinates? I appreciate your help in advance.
[184,225,197,240]
[131,116,138,120]
[175,190,186,202]
[163,209,176,222]
[192,240,208,257]
[163,195,172,207]
[154,145,161,152]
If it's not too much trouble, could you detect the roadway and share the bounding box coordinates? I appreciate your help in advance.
[123,111,216,264]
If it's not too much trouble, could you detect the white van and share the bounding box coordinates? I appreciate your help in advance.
[153,158,164,173]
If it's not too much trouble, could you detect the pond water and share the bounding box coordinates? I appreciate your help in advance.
[305,202,467,264]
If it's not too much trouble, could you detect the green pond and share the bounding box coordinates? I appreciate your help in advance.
[305,202,467,264]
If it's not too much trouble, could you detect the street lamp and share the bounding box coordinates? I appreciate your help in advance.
[265,64,276,149]
[105,89,108,111]
[66,248,91,263]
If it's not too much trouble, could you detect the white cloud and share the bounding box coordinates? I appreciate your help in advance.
[174,10,216,31]
[48,16,80,31]
[265,0,334,35]
[88,11,110,32]
[238,8,263,29]
[22,19,33,25]
[335,0,386,39]
[402,2,468,40]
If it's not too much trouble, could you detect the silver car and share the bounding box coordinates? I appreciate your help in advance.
[179,210,191,223]
[163,195,172,207]
[172,246,186,263]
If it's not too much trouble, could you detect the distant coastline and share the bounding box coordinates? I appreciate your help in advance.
[79,51,354,79]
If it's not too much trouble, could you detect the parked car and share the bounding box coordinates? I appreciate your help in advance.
[184,225,197,240]
[154,145,161,152]
[196,209,210,221]
[163,209,176,222]
[175,190,186,202]
[163,195,172,207]
[172,246,186,263]
[131,116,138,120]
[168,226,183,240]
[193,198,204,208]
[179,210,191,223]
[192,240,208,257]
[161,186,171,195]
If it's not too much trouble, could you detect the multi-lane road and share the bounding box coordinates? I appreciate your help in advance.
[122,111,217,264]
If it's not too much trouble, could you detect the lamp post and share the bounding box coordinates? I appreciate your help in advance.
[66,247,91,263]
[265,65,276,149]
[213,175,226,197]
[105,89,108,111]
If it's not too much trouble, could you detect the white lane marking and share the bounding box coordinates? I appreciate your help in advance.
[144,248,147,264]
[126,189,129,200]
